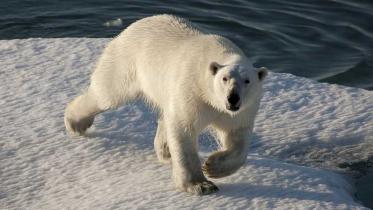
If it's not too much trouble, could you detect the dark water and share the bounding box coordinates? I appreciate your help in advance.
[356,172,373,209]
[340,160,373,209]
[1,0,373,90]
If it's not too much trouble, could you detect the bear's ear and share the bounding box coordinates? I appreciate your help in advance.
[209,62,222,75]
[257,67,268,81]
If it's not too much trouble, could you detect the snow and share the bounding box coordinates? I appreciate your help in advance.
[1,38,372,209]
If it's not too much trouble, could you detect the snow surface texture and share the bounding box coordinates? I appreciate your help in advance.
[1,38,372,209]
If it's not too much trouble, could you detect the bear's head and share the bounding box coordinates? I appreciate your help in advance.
[206,59,267,115]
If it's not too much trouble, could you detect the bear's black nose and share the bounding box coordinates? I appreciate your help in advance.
[227,93,240,106]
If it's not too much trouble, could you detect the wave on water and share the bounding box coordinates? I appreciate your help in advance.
[1,0,372,89]
[321,55,373,90]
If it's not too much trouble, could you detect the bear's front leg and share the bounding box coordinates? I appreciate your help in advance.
[166,119,218,195]
[202,127,250,178]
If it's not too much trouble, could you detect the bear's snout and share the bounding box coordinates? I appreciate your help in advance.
[226,92,240,111]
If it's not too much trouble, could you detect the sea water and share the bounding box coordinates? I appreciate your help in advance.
[1,0,372,90]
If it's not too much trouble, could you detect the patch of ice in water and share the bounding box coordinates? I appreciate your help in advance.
[103,18,123,27]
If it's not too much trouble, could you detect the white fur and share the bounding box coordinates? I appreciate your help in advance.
[64,15,267,195]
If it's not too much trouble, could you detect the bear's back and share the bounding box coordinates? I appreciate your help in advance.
[119,14,202,44]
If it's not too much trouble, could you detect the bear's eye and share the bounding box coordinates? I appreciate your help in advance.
[244,79,250,84]
[223,77,228,82]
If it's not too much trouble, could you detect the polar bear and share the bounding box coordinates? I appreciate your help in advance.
[64,15,267,195]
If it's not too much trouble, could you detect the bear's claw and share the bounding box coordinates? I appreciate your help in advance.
[186,180,219,195]
[64,115,94,135]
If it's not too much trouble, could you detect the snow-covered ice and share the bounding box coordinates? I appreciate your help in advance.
[0,38,372,209]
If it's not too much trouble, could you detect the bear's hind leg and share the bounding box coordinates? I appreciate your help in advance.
[154,118,171,164]
[65,43,140,136]
[64,90,103,135]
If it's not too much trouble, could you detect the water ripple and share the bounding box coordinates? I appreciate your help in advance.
[0,0,372,89]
